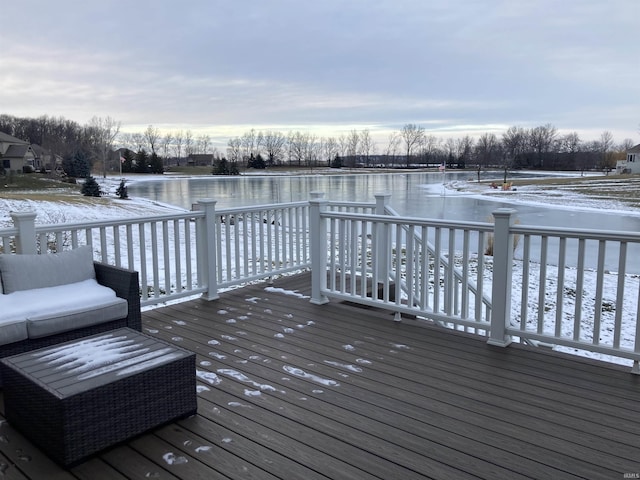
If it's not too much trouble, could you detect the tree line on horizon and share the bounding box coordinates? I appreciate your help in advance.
[0,113,636,177]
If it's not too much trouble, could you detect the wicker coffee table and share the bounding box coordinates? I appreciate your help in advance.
[0,327,196,466]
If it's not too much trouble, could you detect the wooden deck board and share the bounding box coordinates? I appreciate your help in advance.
[0,272,639,479]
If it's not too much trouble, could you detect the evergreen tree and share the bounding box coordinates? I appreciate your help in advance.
[121,150,134,173]
[212,158,230,175]
[331,155,343,168]
[62,149,92,178]
[212,158,240,175]
[134,149,150,173]
[81,176,102,197]
[252,154,266,169]
[149,152,164,174]
[115,179,128,199]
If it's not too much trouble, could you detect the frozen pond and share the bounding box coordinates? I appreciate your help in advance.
[128,170,640,233]
[128,170,640,273]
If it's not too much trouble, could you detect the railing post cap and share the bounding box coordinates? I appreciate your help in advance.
[198,198,217,206]
[492,208,517,217]
[10,211,37,220]
[309,192,325,199]
[375,192,391,199]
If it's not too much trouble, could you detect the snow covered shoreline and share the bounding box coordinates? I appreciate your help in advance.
[5,170,640,227]
[0,175,186,228]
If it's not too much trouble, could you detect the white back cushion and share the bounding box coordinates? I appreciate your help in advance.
[0,246,95,294]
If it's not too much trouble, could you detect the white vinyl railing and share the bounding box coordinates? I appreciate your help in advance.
[310,197,494,329]
[309,198,640,372]
[2,199,312,307]
[4,193,640,371]
[506,223,640,367]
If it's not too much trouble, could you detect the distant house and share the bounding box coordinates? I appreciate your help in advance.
[187,154,214,166]
[616,143,640,174]
[31,144,63,172]
[0,132,36,173]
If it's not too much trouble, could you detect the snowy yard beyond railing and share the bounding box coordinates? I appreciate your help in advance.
[3,193,640,372]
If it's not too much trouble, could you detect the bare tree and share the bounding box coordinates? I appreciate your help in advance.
[400,124,425,167]
[226,137,242,164]
[501,126,527,180]
[304,133,319,169]
[322,137,339,166]
[88,116,121,178]
[288,131,307,166]
[184,130,194,160]
[385,132,401,167]
[444,138,456,166]
[346,130,359,164]
[144,125,161,154]
[131,132,145,152]
[476,133,497,181]
[261,130,287,166]
[337,134,349,162]
[455,135,474,167]
[197,134,211,155]
[529,123,557,168]
[359,129,375,166]
[241,129,258,164]
[619,138,635,152]
[118,132,134,151]
[173,130,184,166]
[558,132,583,173]
[558,132,581,153]
[599,130,615,174]
[161,132,173,164]
[421,134,441,166]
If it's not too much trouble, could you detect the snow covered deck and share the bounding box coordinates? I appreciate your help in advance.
[0,272,639,479]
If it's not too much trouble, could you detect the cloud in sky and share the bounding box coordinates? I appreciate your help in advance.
[1,0,638,146]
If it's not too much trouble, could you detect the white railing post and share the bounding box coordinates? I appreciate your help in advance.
[198,199,219,301]
[374,192,391,215]
[488,208,516,347]
[374,193,391,286]
[11,211,37,254]
[309,192,329,305]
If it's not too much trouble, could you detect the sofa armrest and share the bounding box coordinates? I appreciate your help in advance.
[93,262,141,332]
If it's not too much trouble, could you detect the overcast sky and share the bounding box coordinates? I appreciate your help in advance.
[1,0,638,149]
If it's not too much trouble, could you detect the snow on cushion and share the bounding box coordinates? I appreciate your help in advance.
[0,246,96,294]
[3,279,128,339]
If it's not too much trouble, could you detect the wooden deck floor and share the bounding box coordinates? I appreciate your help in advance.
[1,272,639,479]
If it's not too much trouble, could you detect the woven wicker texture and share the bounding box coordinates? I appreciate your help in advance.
[1,328,196,466]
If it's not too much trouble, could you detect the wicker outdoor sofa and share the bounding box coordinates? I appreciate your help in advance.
[0,246,141,363]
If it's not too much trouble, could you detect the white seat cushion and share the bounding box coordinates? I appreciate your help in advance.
[1,279,128,340]
[0,294,29,344]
